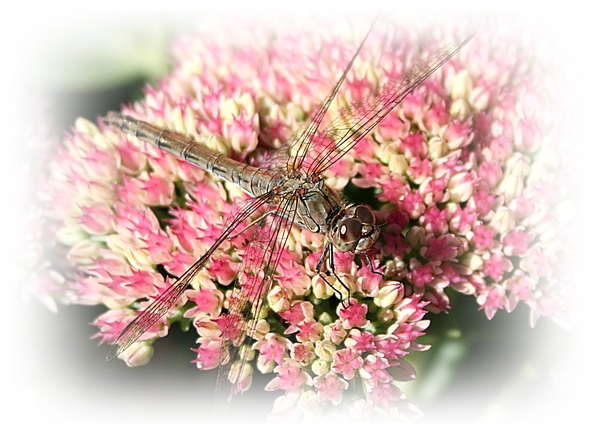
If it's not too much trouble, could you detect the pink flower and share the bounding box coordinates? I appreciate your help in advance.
[294,319,324,343]
[280,301,314,326]
[478,284,506,320]
[290,342,315,366]
[367,382,404,409]
[444,117,473,150]
[421,233,460,262]
[374,335,407,362]
[35,16,571,422]
[360,354,393,386]
[399,131,427,159]
[192,338,221,370]
[313,373,348,405]
[505,272,534,302]
[471,223,496,251]
[420,205,450,236]
[399,190,426,219]
[77,202,114,235]
[255,334,289,372]
[408,260,434,289]
[479,158,503,189]
[472,184,496,216]
[266,359,311,394]
[323,320,347,345]
[483,253,506,282]
[331,348,363,380]
[406,156,433,184]
[346,329,376,353]
[188,287,222,316]
[423,101,450,133]
[448,204,477,235]
[338,300,369,329]
[521,244,554,279]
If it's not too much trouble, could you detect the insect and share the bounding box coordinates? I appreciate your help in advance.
[105,20,475,402]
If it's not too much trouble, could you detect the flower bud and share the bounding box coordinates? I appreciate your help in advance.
[120,341,154,367]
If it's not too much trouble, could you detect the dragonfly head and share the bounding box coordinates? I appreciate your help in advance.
[331,205,380,253]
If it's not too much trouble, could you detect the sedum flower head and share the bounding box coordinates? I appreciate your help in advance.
[38,16,572,421]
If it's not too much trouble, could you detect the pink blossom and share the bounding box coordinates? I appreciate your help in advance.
[400,90,427,122]
[448,203,478,235]
[472,184,496,216]
[521,244,553,278]
[338,300,369,329]
[421,234,460,262]
[505,272,534,301]
[489,136,514,160]
[510,194,535,221]
[420,205,450,236]
[406,156,433,184]
[192,338,221,370]
[256,334,289,372]
[294,319,324,343]
[290,342,315,366]
[443,117,473,150]
[346,329,376,353]
[266,359,311,394]
[35,16,572,421]
[375,111,407,142]
[479,158,503,188]
[331,348,363,380]
[377,175,409,204]
[483,253,506,282]
[77,202,115,235]
[314,373,348,405]
[188,287,222,315]
[280,301,314,326]
[323,320,347,345]
[408,260,434,289]
[400,190,426,219]
[374,335,406,362]
[502,228,534,256]
[423,101,450,133]
[478,284,506,320]
[399,131,427,159]
[368,382,403,409]
[420,177,449,205]
[360,354,393,386]
[471,223,496,251]
[134,172,175,206]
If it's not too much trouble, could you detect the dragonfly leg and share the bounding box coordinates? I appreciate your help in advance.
[227,211,275,241]
[316,243,352,307]
[361,252,384,278]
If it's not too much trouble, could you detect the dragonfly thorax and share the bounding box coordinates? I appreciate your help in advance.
[330,204,379,253]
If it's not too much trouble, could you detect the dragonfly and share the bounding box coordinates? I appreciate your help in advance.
[104,21,475,402]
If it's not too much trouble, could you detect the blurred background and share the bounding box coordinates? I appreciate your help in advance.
[4,5,597,427]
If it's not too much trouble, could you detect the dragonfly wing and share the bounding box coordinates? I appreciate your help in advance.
[304,28,477,176]
[267,28,476,179]
[265,20,377,175]
[106,190,274,361]
[215,191,299,402]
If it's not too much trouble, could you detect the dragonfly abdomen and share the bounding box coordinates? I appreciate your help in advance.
[105,112,278,197]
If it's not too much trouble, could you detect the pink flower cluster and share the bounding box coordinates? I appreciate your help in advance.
[38,17,570,420]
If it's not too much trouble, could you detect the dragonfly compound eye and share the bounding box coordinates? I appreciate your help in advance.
[335,218,362,252]
[355,205,375,226]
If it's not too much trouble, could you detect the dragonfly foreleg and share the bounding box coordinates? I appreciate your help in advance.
[360,252,384,278]
[316,243,352,308]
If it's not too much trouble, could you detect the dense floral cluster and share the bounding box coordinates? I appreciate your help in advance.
[36,18,570,420]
